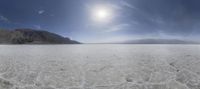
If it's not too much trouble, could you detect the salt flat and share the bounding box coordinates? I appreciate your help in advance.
[0,44,200,89]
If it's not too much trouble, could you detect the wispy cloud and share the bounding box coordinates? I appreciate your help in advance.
[120,0,136,9]
[33,25,42,29]
[106,23,130,32]
[38,10,45,15]
[0,15,10,23]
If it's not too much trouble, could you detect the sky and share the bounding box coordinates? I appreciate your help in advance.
[0,0,200,43]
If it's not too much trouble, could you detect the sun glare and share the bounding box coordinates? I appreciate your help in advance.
[92,6,113,22]
[96,8,109,19]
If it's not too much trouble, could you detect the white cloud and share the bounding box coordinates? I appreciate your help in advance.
[38,10,45,15]
[121,0,136,9]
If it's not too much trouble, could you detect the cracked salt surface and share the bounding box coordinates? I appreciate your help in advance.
[0,44,200,89]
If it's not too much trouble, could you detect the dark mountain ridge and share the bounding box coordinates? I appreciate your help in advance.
[0,28,80,44]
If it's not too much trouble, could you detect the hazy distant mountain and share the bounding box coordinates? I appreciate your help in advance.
[0,29,80,44]
[116,39,198,44]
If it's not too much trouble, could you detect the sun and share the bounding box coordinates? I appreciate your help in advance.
[91,6,113,22]
[96,8,109,20]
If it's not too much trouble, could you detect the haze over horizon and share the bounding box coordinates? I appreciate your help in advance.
[0,0,200,43]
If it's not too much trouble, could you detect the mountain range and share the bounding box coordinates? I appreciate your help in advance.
[0,28,80,44]
[0,28,198,44]
[114,39,198,44]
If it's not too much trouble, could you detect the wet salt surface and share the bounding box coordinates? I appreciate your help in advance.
[0,44,200,89]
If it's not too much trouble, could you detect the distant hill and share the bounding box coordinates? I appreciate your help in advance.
[115,39,198,44]
[0,29,80,44]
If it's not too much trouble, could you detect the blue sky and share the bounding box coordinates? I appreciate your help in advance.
[0,0,200,43]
